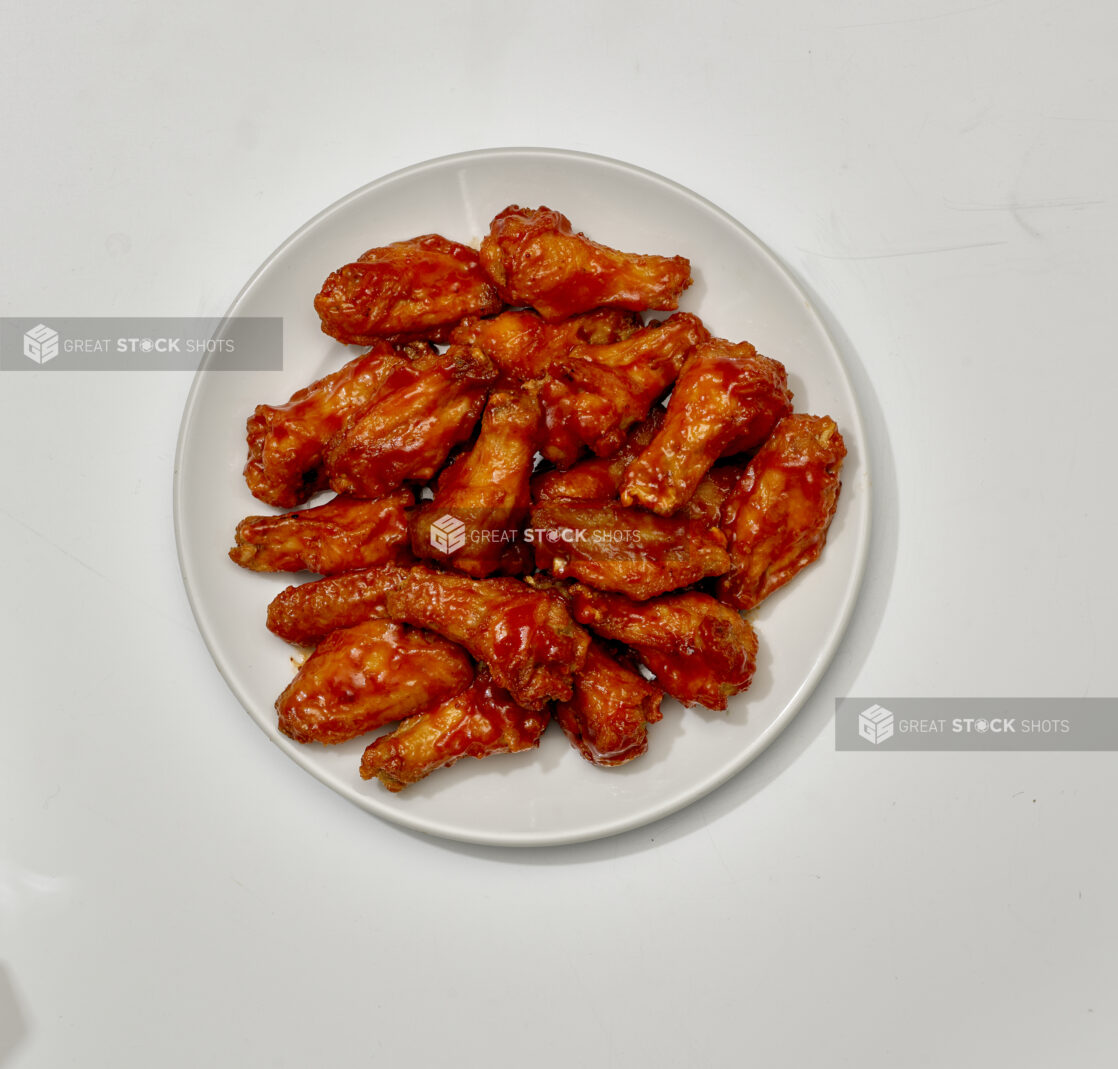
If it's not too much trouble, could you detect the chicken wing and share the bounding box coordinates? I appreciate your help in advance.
[555,640,663,767]
[266,564,408,646]
[275,619,474,745]
[621,339,793,516]
[409,388,539,577]
[359,669,549,791]
[244,341,408,508]
[479,206,691,321]
[532,415,744,527]
[570,586,757,710]
[538,312,709,467]
[384,567,590,710]
[683,463,747,526]
[531,408,665,504]
[450,307,641,382]
[314,234,504,346]
[717,414,846,611]
[324,343,496,499]
[229,490,413,575]
[529,500,730,600]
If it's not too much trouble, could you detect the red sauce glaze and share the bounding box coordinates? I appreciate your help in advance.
[314,234,503,345]
[244,343,406,508]
[717,414,846,610]
[555,641,663,766]
[359,671,549,791]
[275,619,474,745]
[480,206,692,322]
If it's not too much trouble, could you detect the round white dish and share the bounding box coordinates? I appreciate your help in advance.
[173,147,871,847]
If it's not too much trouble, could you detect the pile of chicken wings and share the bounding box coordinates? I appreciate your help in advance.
[230,205,846,792]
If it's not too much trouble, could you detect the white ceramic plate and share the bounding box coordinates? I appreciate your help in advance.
[174,147,870,847]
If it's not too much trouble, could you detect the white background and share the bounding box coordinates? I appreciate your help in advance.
[2,1,1115,1066]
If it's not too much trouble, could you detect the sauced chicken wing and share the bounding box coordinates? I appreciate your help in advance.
[314,234,504,346]
[275,619,474,745]
[532,412,744,526]
[555,640,663,767]
[359,669,549,791]
[451,307,641,382]
[480,206,692,321]
[717,414,846,611]
[229,491,413,575]
[531,408,665,504]
[529,500,730,600]
[683,463,747,526]
[570,586,757,710]
[324,344,496,499]
[409,389,540,577]
[537,312,709,467]
[244,342,407,508]
[621,339,793,516]
[266,565,409,646]
[384,567,590,711]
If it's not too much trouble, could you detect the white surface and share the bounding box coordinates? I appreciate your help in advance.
[175,148,871,845]
[2,1,1115,1065]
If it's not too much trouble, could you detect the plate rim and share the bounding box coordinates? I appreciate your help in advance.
[173,146,872,847]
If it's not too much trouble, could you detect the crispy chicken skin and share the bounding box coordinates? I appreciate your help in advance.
[717,414,846,611]
[555,640,663,767]
[409,388,540,577]
[275,619,474,745]
[230,491,413,575]
[359,669,549,791]
[324,344,496,499]
[537,312,710,468]
[384,567,590,711]
[266,565,409,646]
[244,342,408,509]
[480,206,692,321]
[684,464,747,526]
[451,307,641,382]
[570,586,758,710]
[314,234,504,346]
[530,500,730,600]
[531,408,666,504]
[621,339,793,516]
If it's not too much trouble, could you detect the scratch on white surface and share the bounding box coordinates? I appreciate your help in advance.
[0,505,112,584]
[945,197,1106,213]
[798,239,1008,261]
[0,506,198,634]
[944,195,1105,238]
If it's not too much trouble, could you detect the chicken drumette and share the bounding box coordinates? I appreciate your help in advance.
[359,669,549,791]
[717,414,846,611]
[554,640,663,767]
[383,567,590,711]
[480,206,691,321]
[570,585,758,710]
[324,344,496,499]
[409,388,540,577]
[275,619,473,745]
[229,491,413,575]
[314,234,504,346]
[621,339,793,516]
[243,341,409,509]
